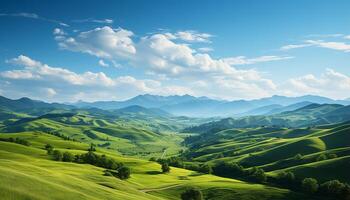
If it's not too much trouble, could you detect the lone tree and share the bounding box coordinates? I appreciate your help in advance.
[302,178,319,194]
[117,166,131,180]
[181,188,203,200]
[161,163,170,173]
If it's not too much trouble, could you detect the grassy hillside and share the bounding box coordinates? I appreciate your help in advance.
[0,131,315,200]
[183,122,350,184]
[0,113,184,158]
[184,104,350,133]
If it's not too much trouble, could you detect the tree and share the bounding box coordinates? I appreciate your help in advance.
[52,150,63,161]
[302,178,319,194]
[181,188,203,200]
[162,163,170,173]
[45,144,54,154]
[117,166,131,180]
[276,171,296,188]
[62,151,74,162]
[251,168,266,183]
[320,180,345,196]
[88,143,96,152]
[293,154,303,160]
[199,164,212,174]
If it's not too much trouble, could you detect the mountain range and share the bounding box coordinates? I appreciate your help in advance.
[72,94,350,117]
[1,94,350,118]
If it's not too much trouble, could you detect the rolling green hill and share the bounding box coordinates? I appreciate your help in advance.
[184,104,350,133]
[182,122,350,185]
[0,131,316,200]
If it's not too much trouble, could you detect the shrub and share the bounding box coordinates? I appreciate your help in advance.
[161,163,170,173]
[293,154,303,160]
[212,162,244,178]
[62,151,74,162]
[302,178,319,194]
[181,188,203,200]
[277,171,295,186]
[117,166,131,180]
[198,164,212,174]
[45,144,54,154]
[249,168,266,183]
[320,180,345,196]
[52,150,63,161]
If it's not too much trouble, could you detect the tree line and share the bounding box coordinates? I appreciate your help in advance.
[0,137,30,146]
[45,143,130,180]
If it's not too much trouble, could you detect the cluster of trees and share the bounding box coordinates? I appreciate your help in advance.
[212,162,266,183]
[45,144,130,180]
[151,157,213,174]
[46,130,77,142]
[0,137,30,146]
[301,178,350,199]
[181,187,203,200]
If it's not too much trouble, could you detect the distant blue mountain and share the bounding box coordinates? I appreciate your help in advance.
[72,94,350,117]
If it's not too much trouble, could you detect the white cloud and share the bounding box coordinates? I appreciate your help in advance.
[174,31,212,43]
[56,26,136,59]
[51,26,295,100]
[98,60,109,67]
[280,44,313,50]
[0,12,69,27]
[281,39,350,52]
[45,88,57,97]
[197,47,213,52]
[280,69,350,99]
[72,18,114,24]
[306,40,350,52]
[345,35,350,40]
[53,28,66,35]
[223,55,293,65]
[0,55,196,102]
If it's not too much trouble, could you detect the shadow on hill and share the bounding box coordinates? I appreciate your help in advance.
[146,171,163,175]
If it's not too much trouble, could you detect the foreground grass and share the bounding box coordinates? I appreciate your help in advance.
[0,132,314,200]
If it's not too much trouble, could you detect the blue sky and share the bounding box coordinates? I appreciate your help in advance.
[0,0,349,102]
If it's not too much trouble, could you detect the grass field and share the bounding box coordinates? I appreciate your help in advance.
[0,130,319,200]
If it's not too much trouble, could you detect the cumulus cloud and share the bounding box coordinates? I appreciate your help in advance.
[279,69,350,99]
[0,55,194,102]
[56,26,136,59]
[50,26,302,100]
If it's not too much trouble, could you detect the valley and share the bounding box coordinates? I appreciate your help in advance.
[0,94,350,199]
